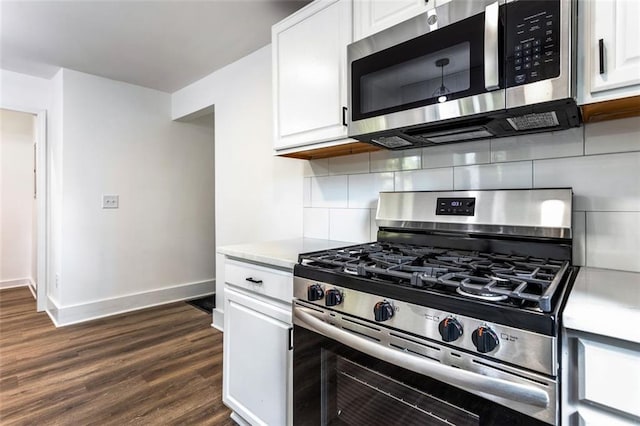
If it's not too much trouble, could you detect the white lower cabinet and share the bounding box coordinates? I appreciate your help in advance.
[562,331,640,425]
[222,259,293,426]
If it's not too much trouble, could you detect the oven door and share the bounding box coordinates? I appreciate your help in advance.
[348,0,505,144]
[293,304,555,425]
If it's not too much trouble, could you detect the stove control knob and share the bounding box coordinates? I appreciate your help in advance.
[373,301,394,322]
[307,284,324,302]
[438,317,463,342]
[472,326,499,353]
[325,289,343,307]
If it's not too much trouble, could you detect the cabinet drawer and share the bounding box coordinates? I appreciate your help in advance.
[578,338,640,417]
[225,258,293,304]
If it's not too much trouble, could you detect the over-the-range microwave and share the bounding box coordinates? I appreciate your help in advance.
[347,0,580,149]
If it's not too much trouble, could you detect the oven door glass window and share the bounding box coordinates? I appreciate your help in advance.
[326,353,478,425]
[293,325,547,426]
[351,11,503,122]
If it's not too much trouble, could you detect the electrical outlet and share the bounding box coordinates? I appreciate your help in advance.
[102,194,119,209]
[55,273,60,288]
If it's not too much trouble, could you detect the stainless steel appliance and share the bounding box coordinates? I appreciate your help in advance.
[292,189,578,425]
[347,0,580,149]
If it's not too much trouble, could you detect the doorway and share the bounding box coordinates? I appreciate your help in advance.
[0,108,47,311]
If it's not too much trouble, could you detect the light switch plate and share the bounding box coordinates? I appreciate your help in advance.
[102,194,119,209]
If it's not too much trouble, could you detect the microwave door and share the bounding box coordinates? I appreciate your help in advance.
[348,0,507,142]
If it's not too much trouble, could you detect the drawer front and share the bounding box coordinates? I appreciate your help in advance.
[578,338,640,418]
[225,258,293,304]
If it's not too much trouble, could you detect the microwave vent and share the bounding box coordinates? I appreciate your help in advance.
[371,135,413,148]
[507,112,559,131]
[421,128,493,143]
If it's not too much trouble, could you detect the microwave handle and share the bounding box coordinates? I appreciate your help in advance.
[484,1,500,91]
[295,306,549,409]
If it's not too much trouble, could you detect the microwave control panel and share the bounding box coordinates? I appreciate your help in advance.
[505,0,561,88]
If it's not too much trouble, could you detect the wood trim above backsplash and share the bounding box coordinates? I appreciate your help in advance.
[581,95,640,123]
[278,141,381,160]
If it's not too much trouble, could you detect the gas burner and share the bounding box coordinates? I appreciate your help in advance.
[485,275,514,286]
[456,287,509,302]
[470,260,515,274]
[342,265,359,275]
[438,274,509,302]
[341,244,385,255]
[437,255,475,264]
[334,251,370,261]
[397,265,449,277]
[369,252,417,266]
[399,247,449,257]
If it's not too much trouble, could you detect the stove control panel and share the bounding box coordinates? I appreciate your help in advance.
[293,277,557,375]
[436,197,476,216]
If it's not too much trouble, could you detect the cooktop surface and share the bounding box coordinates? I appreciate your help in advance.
[297,242,571,313]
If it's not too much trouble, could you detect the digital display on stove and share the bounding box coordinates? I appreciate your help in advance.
[436,197,476,216]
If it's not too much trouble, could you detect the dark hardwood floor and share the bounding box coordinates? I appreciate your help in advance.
[0,287,233,425]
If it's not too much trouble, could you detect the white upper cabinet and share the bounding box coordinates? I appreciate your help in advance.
[273,0,353,151]
[578,0,640,104]
[353,0,451,42]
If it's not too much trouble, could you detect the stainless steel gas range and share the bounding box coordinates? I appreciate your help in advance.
[292,189,578,425]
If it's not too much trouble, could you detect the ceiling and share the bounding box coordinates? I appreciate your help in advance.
[0,0,311,93]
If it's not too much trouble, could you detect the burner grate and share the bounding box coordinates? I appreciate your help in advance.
[299,242,569,312]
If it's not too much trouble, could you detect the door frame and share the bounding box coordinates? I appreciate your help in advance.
[1,105,48,312]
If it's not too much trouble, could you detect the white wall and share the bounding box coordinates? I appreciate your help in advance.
[0,109,36,287]
[172,45,304,327]
[51,69,215,314]
[0,67,217,324]
[303,117,640,272]
[0,69,52,112]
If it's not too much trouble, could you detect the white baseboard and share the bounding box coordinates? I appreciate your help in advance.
[46,279,215,327]
[213,307,224,332]
[27,278,36,298]
[0,278,32,290]
[230,412,251,426]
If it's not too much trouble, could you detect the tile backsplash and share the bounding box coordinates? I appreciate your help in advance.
[303,116,640,272]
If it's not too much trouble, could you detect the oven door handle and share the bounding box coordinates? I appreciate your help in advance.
[295,306,549,409]
[484,1,500,91]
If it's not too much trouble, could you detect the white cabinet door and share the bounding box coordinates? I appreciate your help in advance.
[223,287,292,426]
[353,0,452,42]
[273,0,353,151]
[562,331,640,425]
[577,338,640,418]
[354,0,429,41]
[578,0,640,104]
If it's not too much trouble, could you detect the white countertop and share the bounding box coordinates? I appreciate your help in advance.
[563,267,640,343]
[217,238,354,270]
